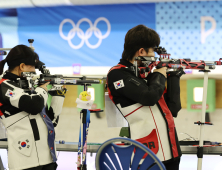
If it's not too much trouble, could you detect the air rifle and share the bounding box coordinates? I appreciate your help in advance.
[37,64,101,86]
[18,63,103,92]
[133,46,222,78]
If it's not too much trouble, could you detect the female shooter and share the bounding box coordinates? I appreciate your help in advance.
[0,45,65,170]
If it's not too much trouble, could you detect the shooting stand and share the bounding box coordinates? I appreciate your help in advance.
[196,70,213,170]
[79,78,103,170]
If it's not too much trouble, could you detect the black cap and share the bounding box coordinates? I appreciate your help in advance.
[6,45,42,68]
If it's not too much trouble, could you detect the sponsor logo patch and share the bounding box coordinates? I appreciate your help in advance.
[5,89,15,98]
[113,80,124,89]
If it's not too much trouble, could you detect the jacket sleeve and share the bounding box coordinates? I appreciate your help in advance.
[108,69,166,106]
[46,90,65,127]
[1,80,48,115]
[164,71,184,117]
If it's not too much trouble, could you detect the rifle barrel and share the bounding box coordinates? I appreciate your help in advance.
[39,79,102,85]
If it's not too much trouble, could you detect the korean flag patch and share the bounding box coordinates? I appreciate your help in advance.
[13,135,33,157]
[5,89,15,98]
[114,80,125,89]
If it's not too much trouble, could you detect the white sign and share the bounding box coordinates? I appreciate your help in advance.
[201,16,216,44]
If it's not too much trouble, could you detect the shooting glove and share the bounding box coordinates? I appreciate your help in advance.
[48,88,67,97]
[165,68,185,117]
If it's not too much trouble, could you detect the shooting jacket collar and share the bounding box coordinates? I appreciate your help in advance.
[119,59,134,68]
[3,71,21,81]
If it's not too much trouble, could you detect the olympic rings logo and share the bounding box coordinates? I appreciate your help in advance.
[59,17,111,49]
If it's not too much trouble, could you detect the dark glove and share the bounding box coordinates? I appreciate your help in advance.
[48,88,67,96]
[167,68,186,78]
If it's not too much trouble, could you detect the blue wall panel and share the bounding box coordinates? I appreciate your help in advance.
[0,2,221,67]
[17,4,156,67]
[156,1,222,61]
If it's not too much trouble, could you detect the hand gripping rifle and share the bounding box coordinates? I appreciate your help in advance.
[133,46,222,78]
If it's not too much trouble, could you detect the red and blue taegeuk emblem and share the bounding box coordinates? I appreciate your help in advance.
[21,142,26,147]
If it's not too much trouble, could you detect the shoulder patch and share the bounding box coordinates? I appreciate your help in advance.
[5,89,16,98]
[129,78,141,86]
[113,80,124,89]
